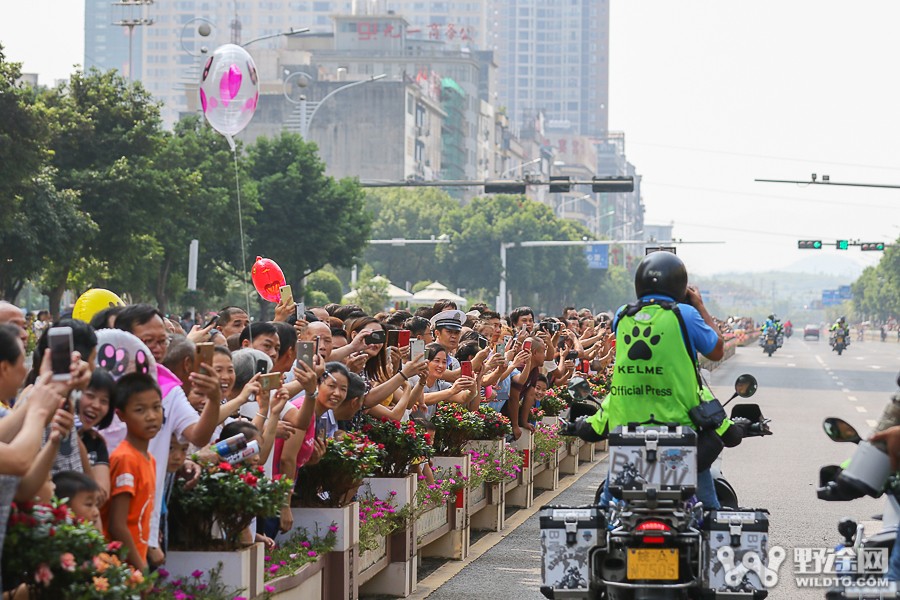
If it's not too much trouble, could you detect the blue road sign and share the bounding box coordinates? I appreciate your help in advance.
[585,244,609,269]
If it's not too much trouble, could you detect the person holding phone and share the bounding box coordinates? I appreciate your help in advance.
[407,343,479,419]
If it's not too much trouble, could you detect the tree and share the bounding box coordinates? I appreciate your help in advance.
[40,68,166,308]
[306,270,343,304]
[364,188,458,286]
[246,133,371,315]
[139,116,258,312]
[351,266,389,315]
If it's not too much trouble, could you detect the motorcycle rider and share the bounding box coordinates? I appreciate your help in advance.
[567,251,743,509]
[759,314,783,348]
[830,316,850,347]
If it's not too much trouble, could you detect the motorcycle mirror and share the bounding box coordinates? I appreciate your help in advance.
[734,374,758,399]
[822,417,862,444]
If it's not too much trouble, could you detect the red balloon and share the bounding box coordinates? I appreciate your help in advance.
[251,256,286,303]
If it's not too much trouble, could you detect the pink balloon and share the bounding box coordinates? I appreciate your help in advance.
[199,44,259,146]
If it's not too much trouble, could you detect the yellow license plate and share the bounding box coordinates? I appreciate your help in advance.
[626,548,679,580]
[837,337,844,343]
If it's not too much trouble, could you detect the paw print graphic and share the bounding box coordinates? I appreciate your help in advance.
[623,326,661,361]
[97,344,130,376]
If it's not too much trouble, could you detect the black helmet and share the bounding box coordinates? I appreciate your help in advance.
[634,251,688,302]
[768,314,775,320]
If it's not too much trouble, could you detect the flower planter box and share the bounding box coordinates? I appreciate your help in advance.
[278,502,360,600]
[463,439,501,519]
[533,446,561,491]
[266,558,324,599]
[358,534,389,584]
[594,439,608,452]
[541,416,561,428]
[358,474,420,597]
[506,432,533,509]
[470,481,505,532]
[579,438,597,463]
[419,456,470,560]
[560,437,583,475]
[166,542,265,598]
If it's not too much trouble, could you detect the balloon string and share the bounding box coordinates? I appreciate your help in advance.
[233,148,253,346]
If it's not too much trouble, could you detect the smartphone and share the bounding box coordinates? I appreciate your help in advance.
[203,314,220,329]
[295,340,315,368]
[365,330,386,345]
[258,372,281,396]
[314,335,321,358]
[397,330,411,347]
[566,350,580,361]
[295,301,306,320]
[503,335,511,346]
[460,361,473,378]
[410,339,426,363]
[477,335,488,350]
[386,330,400,348]
[316,423,326,443]
[496,341,506,355]
[48,326,74,382]
[279,284,293,305]
[523,339,533,352]
[255,359,268,375]
[194,342,214,375]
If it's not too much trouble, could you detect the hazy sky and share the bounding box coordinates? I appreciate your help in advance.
[1,1,898,276]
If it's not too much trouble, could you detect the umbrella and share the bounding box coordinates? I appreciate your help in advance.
[342,275,413,303]
[409,281,468,307]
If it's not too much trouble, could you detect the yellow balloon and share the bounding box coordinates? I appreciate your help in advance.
[72,289,125,323]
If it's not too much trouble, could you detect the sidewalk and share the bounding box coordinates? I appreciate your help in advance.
[417,460,606,600]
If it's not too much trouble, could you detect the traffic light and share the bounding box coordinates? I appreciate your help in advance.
[798,240,823,249]
[484,181,527,194]
[836,240,849,250]
[592,176,635,193]
[861,242,886,251]
[549,176,571,193]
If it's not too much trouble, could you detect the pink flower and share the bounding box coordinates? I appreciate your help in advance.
[60,552,76,572]
[300,541,311,548]
[158,567,170,579]
[308,551,318,557]
[289,553,298,559]
[269,565,280,573]
[265,585,275,592]
[329,525,339,532]
[192,569,204,578]
[34,563,53,586]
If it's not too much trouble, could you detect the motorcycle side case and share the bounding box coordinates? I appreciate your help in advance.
[607,425,698,501]
[701,509,771,599]
[539,505,606,599]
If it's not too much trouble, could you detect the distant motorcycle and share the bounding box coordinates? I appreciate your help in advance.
[762,327,779,357]
[784,323,793,339]
[831,328,850,356]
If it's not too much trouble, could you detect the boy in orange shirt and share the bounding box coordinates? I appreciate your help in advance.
[102,373,163,570]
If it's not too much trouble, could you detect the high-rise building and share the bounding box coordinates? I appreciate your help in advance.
[493,0,609,138]
[84,0,147,79]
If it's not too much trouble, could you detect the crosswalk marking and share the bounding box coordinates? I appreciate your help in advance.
[847,396,857,402]
[856,406,868,413]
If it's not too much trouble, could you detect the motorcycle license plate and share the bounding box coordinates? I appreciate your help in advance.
[626,548,679,580]
[837,337,844,343]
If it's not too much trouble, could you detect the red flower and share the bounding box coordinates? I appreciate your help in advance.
[106,541,123,552]
[52,505,69,522]
[218,462,233,471]
[257,465,266,474]
[241,474,259,487]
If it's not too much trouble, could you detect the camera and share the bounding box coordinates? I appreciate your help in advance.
[365,330,386,345]
[539,320,561,334]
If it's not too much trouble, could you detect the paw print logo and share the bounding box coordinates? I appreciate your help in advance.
[623,326,661,361]
[97,344,130,376]
[134,350,151,376]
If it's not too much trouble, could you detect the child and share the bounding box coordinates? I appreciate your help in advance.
[102,373,163,570]
[53,470,102,530]
[148,433,189,567]
[215,421,276,549]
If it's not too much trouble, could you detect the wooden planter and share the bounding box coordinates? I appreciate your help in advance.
[419,455,470,560]
[266,559,324,599]
[278,502,360,600]
[560,437,583,475]
[533,445,561,491]
[166,542,265,598]
[358,534,389,585]
[463,440,505,533]
[359,474,418,597]
[506,431,533,508]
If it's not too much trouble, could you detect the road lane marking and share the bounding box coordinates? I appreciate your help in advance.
[816,356,825,364]
[842,388,851,393]
[872,365,882,369]
[868,420,878,428]
[836,381,844,386]
[787,363,796,367]
[856,406,868,413]
[848,396,858,402]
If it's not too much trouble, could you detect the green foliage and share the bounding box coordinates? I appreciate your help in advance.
[412,280,432,293]
[294,432,382,507]
[247,133,370,289]
[263,524,337,581]
[359,416,433,477]
[306,290,329,307]
[169,461,292,550]
[306,269,344,303]
[851,245,900,321]
[352,265,390,315]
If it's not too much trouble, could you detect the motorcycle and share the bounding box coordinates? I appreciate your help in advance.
[763,327,780,357]
[785,323,793,339]
[832,328,850,356]
[541,375,772,600]
[817,386,900,598]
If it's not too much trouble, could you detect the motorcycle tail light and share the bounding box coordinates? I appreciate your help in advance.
[636,520,670,544]
[636,520,671,532]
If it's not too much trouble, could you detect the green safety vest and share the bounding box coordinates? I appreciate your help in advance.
[588,303,701,433]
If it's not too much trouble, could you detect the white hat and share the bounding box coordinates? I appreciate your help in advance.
[430,309,466,331]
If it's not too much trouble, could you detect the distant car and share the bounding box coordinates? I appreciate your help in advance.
[803,324,820,340]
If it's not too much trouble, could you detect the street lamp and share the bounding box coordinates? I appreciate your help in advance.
[283,73,387,139]
[497,157,542,179]
[181,21,309,56]
[112,0,154,81]
[352,236,451,286]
